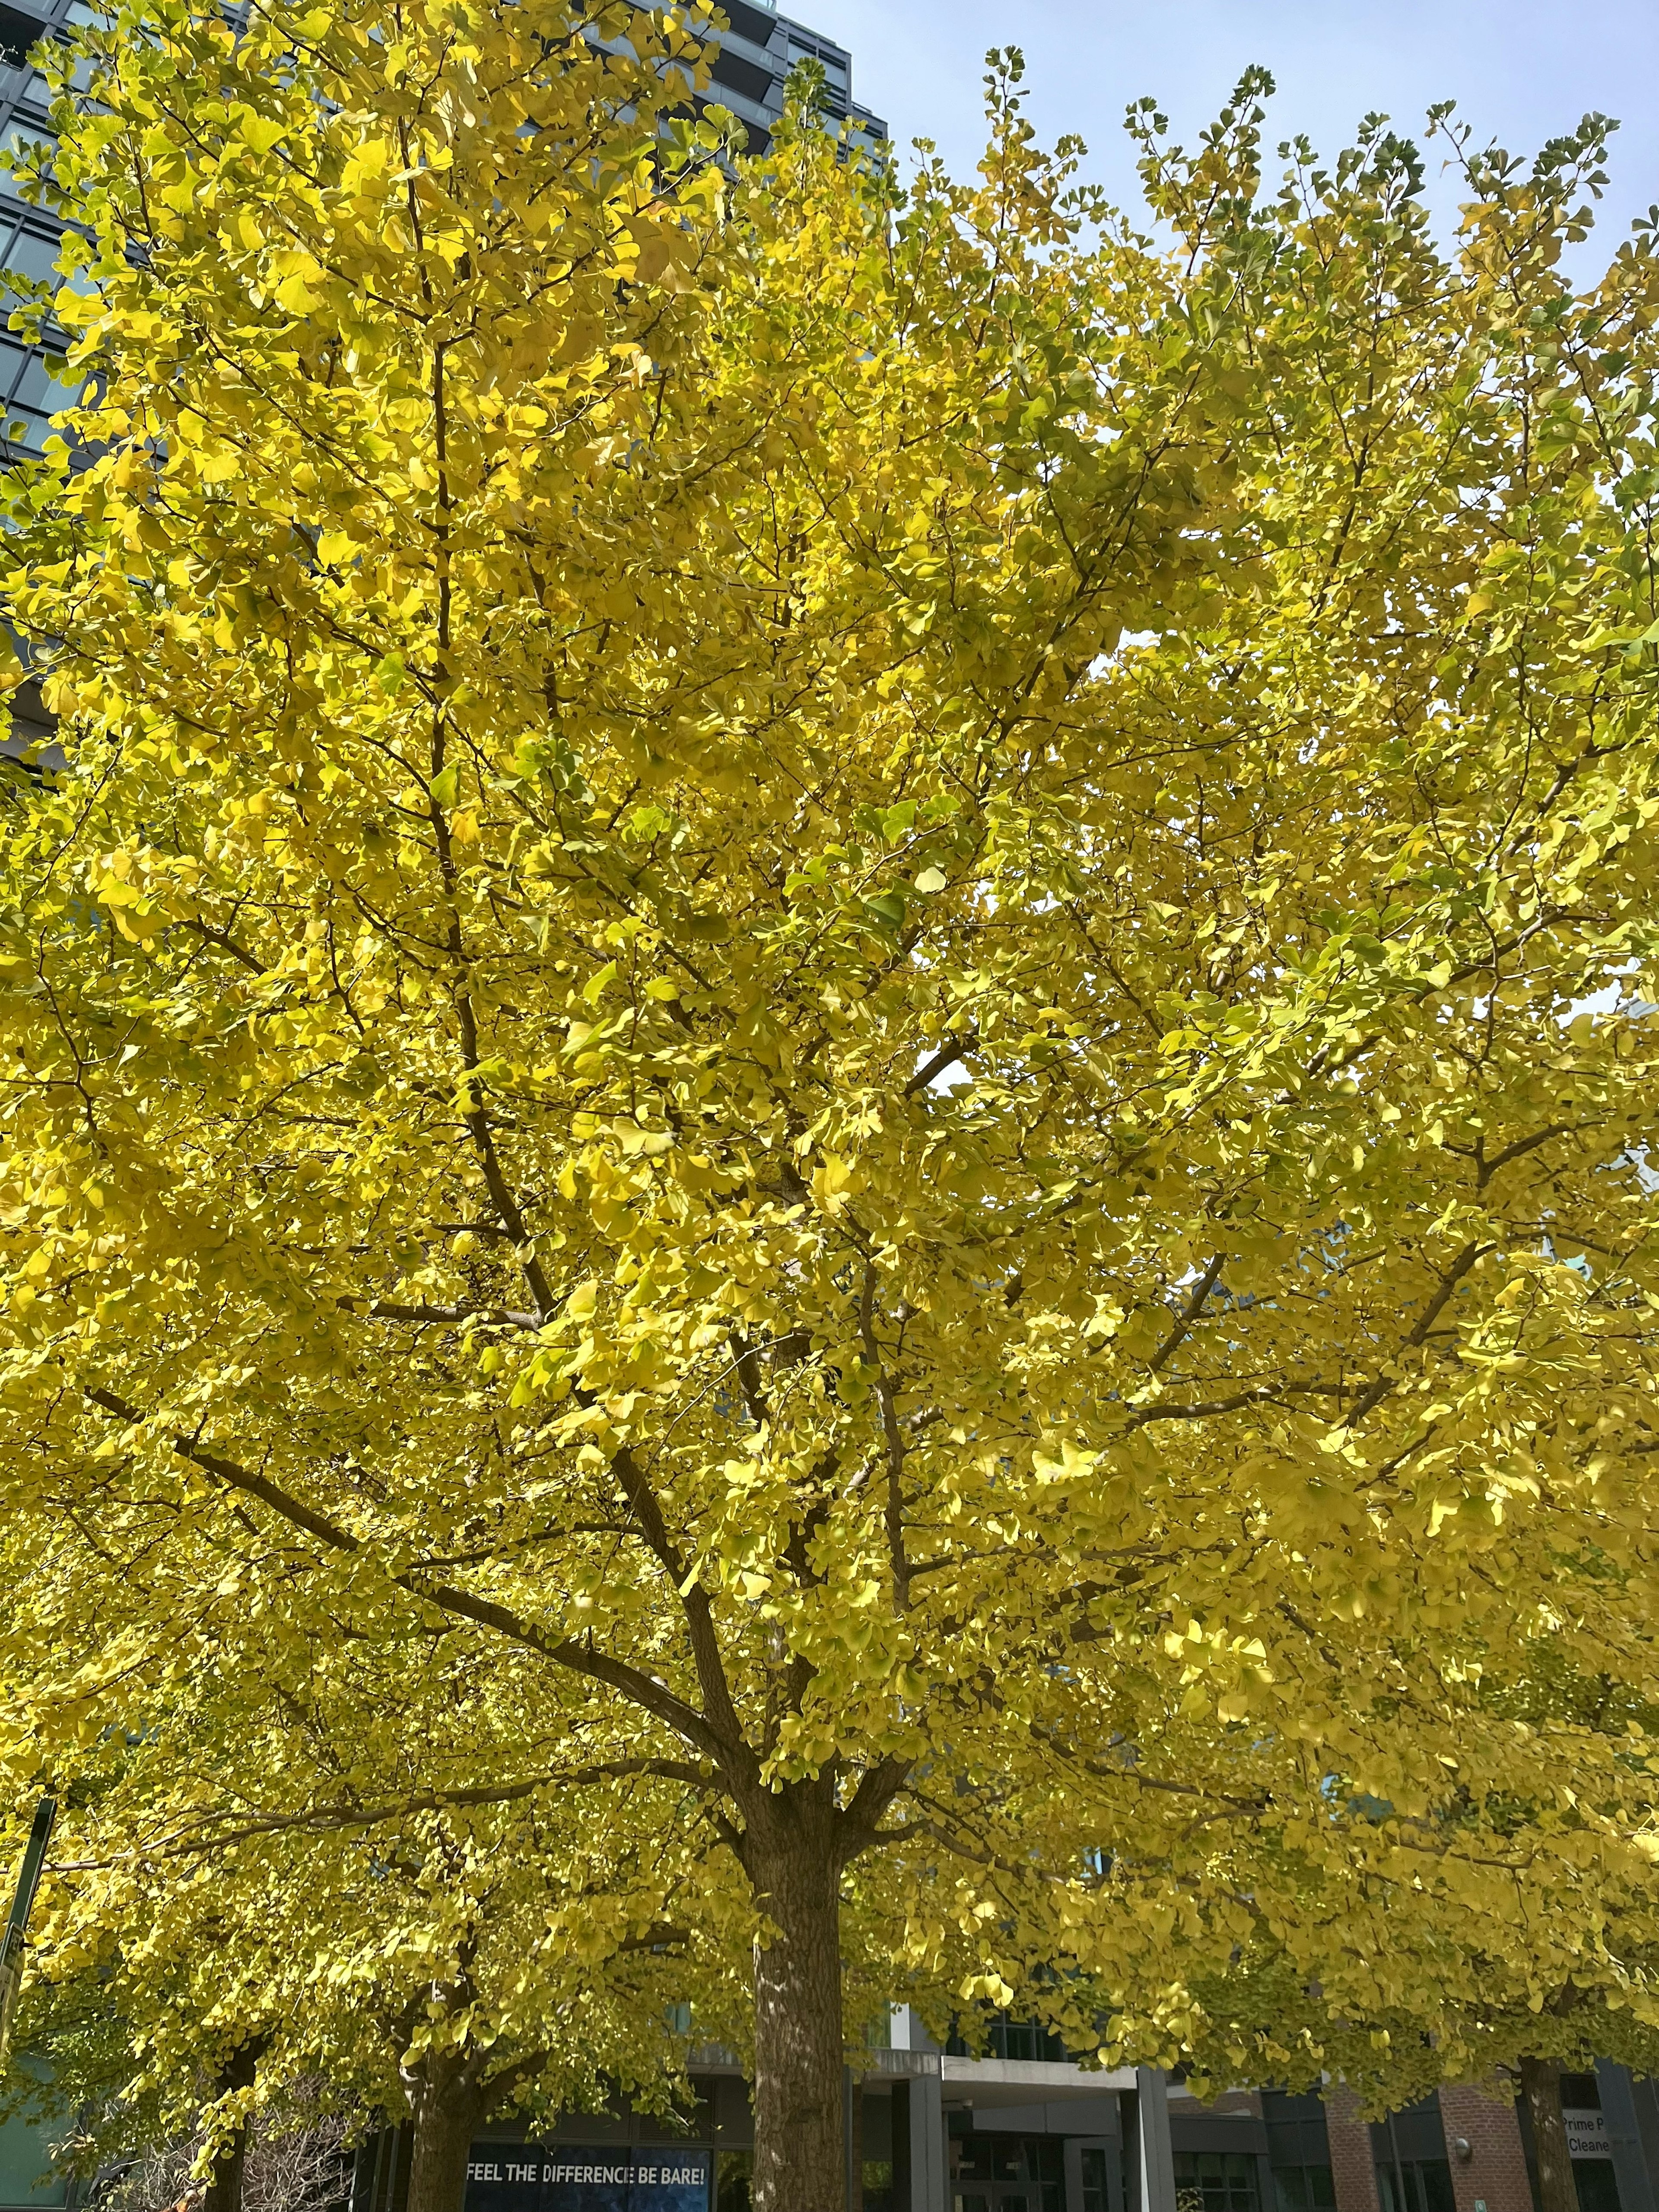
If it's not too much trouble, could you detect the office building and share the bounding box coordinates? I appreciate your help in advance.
[0,0,884,466]
[0,0,81,454]
[422,2017,1659,2212]
[689,0,885,158]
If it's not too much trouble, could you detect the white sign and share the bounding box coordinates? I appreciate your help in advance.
[1564,2109,1609,2161]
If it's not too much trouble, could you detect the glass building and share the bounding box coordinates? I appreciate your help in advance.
[0,0,885,460]
[0,0,83,455]
[693,0,886,158]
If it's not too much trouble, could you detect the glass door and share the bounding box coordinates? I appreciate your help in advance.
[948,2133,1063,2212]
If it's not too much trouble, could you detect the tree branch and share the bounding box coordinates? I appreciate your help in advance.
[61,1761,719,1864]
[341,1297,545,1331]
[1148,1252,1225,1374]
[904,1028,978,1098]
[610,1443,750,1767]
[1339,1239,1491,1429]
[82,1386,730,1761]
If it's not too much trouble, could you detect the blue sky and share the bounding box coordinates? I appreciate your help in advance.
[806,0,1659,269]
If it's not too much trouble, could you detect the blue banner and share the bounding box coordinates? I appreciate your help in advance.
[465,2145,712,2212]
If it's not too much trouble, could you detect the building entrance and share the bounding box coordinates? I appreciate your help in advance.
[947,2133,1065,2212]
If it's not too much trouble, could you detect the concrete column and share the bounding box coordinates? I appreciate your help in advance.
[1137,2069,1178,2212]
[1597,2064,1656,2212]
[894,2069,946,2212]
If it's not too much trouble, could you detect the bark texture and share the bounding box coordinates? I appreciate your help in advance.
[747,1793,846,2212]
[1520,2057,1577,2212]
[202,2040,263,2212]
[403,2059,490,2212]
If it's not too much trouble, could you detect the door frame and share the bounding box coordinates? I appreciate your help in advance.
[1066,2137,1126,2212]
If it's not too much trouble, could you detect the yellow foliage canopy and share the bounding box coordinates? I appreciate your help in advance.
[2,10,1659,2202]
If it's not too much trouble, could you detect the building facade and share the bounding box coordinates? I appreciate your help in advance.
[0,0,82,457]
[688,0,885,158]
[0,0,885,469]
[384,2025,1659,2212]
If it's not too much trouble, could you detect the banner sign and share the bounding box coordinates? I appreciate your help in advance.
[466,2145,712,2212]
[1564,2111,1610,2162]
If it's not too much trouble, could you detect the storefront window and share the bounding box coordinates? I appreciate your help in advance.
[713,2151,750,2212]
[944,2012,1071,2064]
[948,2133,1064,2212]
[1375,2161,1455,2212]
[1571,2167,1622,2212]
[1174,2149,1260,2212]
[861,2157,894,2212]
[0,2089,72,2209]
[1271,2165,1336,2212]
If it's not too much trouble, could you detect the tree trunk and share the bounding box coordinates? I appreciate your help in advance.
[403,2061,489,2212]
[202,2040,263,2212]
[749,1827,846,2212]
[1520,2058,1577,2212]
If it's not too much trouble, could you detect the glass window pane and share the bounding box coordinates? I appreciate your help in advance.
[0,337,36,399]
[956,2137,993,2182]
[13,355,76,410]
[1421,2164,1456,2212]
[714,2148,751,2212]
[5,229,60,282]
[1084,2146,1110,2212]
[1574,2164,1622,2212]
[0,121,56,170]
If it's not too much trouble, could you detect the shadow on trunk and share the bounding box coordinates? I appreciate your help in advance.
[1520,2056,1576,2212]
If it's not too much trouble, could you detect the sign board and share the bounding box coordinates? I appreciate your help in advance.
[1563,2110,1610,2162]
[466,2145,712,2212]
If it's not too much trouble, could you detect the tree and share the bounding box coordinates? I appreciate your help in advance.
[1519,2059,1576,2212]
[6,7,1659,2206]
[6,1638,712,2212]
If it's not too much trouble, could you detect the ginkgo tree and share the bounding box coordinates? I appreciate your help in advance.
[6,1632,725,2212]
[7,0,1659,2202]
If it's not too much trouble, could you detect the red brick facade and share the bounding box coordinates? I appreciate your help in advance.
[1328,2086,1384,2212]
[1439,2082,1535,2212]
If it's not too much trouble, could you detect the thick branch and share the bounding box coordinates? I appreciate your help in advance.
[837,1756,912,1860]
[342,1297,544,1330]
[1340,1239,1491,1429]
[904,1028,978,1098]
[83,1387,729,1760]
[611,1443,750,1764]
[64,1761,719,1863]
[1148,1252,1225,1373]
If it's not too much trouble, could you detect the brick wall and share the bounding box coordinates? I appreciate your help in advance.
[1328,2087,1382,2212]
[1439,2083,1535,2212]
